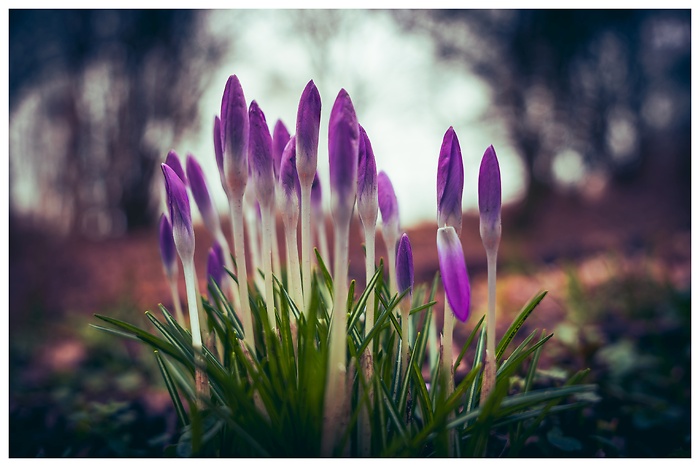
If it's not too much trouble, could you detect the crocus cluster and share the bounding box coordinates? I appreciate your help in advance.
[156,72,503,455]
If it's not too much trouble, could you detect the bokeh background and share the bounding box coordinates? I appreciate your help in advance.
[9,9,691,457]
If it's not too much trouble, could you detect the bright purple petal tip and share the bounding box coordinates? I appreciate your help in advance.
[437,226,471,322]
[162,163,194,259]
[437,127,464,234]
[165,150,187,186]
[357,124,378,226]
[478,145,502,234]
[328,89,359,216]
[272,119,291,180]
[186,154,218,233]
[396,233,414,296]
[296,80,322,185]
[158,213,177,277]
[220,75,249,196]
[248,100,275,210]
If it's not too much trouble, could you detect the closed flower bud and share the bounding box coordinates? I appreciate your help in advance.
[248,100,275,211]
[221,75,249,198]
[437,226,470,322]
[165,150,187,185]
[378,170,400,240]
[213,116,226,192]
[162,163,195,260]
[207,242,225,287]
[311,171,323,216]
[186,153,220,235]
[158,213,177,278]
[357,125,378,228]
[478,145,502,250]
[279,135,301,216]
[436,127,464,235]
[296,80,322,187]
[272,119,291,181]
[396,233,414,296]
[328,89,360,219]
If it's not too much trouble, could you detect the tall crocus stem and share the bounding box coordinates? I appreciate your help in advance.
[167,278,185,325]
[182,258,209,407]
[295,80,321,306]
[260,210,276,327]
[323,89,359,456]
[378,171,400,297]
[279,136,304,309]
[478,145,502,404]
[230,199,255,348]
[357,125,378,335]
[158,214,185,326]
[161,163,208,408]
[396,234,414,381]
[363,224,376,332]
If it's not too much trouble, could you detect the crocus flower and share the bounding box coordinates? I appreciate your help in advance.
[329,89,360,217]
[249,100,276,212]
[323,88,359,455]
[396,232,415,380]
[249,100,277,326]
[158,213,177,278]
[165,150,187,185]
[272,119,291,181]
[377,170,400,295]
[162,163,194,260]
[437,127,464,235]
[478,144,502,250]
[221,74,249,199]
[357,125,378,229]
[186,153,221,236]
[436,226,470,322]
[207,242,225,288]
[279,136,302,209]
[396,233,414,297]
[478,144,502,405]
[295,80,322,187]
[213,116,227,194]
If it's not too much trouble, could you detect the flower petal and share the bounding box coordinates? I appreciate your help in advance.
[272,119,291,180]
[436,127,464,234]
[220,75,249,195]
[437,226,470,322]
[158,213,177,277]
[162,163,194,259]
[357,124,378,227]
[248,100,275,210]
[396,233,414,296]
[165,150,187,186]
[478,145,502,232]
[186,153,219,234]
[296,80,321,185]
[328,89,359,217]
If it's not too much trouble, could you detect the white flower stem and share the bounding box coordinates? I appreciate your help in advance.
[215,229,240,307]
[358,223,376,457]
[182,257,209,408]
[284,218,304,312]
[322,213,351,456]
[442,299,455,455]
[386,235,397,297]
[400,297,411,381]
[300,183,312,306]
[261,208,276,329]
[481,248,498,403]
[167,276,185,326]
[230,196,255,350]
[316,219,330,270]
[363,224,376,335]
[271,217,282,287]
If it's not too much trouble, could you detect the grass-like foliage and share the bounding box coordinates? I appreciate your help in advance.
[93,252,596,457]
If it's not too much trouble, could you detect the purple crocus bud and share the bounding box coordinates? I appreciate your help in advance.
[296,80,322,187]
[206,242,225,287]
[272,119,291,181]
[311,171,323,216]
[396,233,414,296]
[213,116,226,188]
[436,226,470,322]
[162,163,195,260]
[158,213,177,278]
[186,153,220,235]
[221,75,249,198]
[478,145,502,249]
[328,89,359,217]
[248,100,275,211]
[165,150,187,186]
[378,170,400,237]
[436,127,464,235]
[357,125,378,227]
[279,135,301,213]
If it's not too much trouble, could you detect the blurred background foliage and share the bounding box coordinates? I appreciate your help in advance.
[8,9,691,458]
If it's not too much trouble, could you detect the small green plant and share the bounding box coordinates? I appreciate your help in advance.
[93,75,595,457]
